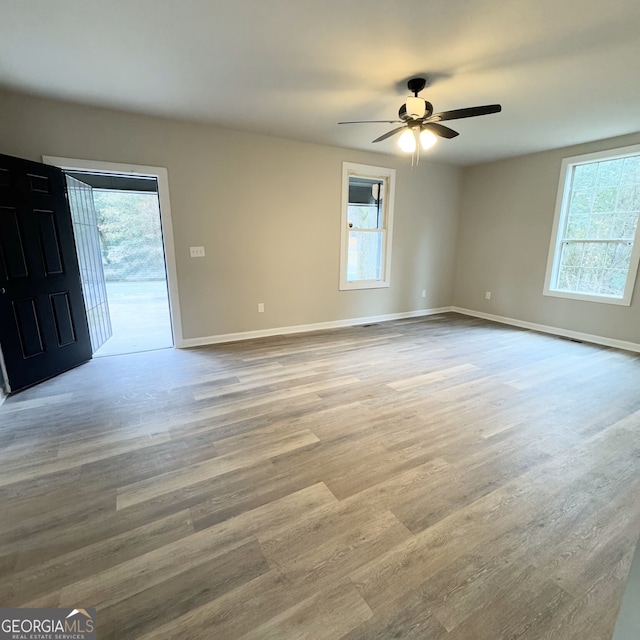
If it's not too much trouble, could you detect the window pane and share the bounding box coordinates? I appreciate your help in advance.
[595,159,624,188]
[347,231,383,281]
[347,175,384,230]
[617,185,636,212]
[572,163,598,189]
[565,214,589,239]
[592,187,616,213]
[568,190,592,216]
[347,204,379,229]
[621,213,638,239]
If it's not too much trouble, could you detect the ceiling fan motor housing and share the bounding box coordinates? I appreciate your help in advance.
[399,101,434,120]
[405,96,425,119]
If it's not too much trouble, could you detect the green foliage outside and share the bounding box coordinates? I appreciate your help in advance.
[92,190,166,281]
[557,156,640,296]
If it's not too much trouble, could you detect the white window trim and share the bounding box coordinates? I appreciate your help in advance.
[340,162,395,291]
[543,144,640,306]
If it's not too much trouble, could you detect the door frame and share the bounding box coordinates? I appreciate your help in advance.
[43,156,184,347]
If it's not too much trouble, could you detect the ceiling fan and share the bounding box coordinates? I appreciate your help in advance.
[339,77,502,155]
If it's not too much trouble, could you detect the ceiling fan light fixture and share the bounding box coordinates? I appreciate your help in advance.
[398,128,417,153]
[405,96,426,119]
[419,128,437,150]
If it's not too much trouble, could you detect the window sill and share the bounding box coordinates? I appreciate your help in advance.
[543,288,632,306]
[340,280,390,291]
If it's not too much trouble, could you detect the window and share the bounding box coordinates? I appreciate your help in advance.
[340,162,395,290]
[544,145,640,306]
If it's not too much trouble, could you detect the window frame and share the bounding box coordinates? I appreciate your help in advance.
[543,144,640,306]
[339,162,395,291]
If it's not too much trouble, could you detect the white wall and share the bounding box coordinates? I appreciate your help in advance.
[0,90,461,342]
[454,132,640,344]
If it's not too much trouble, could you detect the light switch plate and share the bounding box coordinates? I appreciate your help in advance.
[190,246,205,258]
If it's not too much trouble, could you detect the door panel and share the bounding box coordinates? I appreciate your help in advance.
[13,298,45,357]
[0,207,29,278]
[0,153,92,394]
[36,210,65,275]
[50,292,77,346]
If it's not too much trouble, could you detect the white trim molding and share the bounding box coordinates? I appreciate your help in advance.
[42,156,184,347]
[180,307,452,348]
[452,306,640,354]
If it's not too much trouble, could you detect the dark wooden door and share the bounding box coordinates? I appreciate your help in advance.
[0,153,92,394]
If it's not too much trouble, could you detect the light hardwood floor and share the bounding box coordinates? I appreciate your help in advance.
[1,313,639,639]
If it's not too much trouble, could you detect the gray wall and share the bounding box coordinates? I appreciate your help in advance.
[454,132,640,344]
[2,88,638,347]
[0,90,461,341]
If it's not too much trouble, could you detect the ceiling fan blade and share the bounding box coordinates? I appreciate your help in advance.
[427,104,502,123]
[422,122,459,139]
[372,126,407,143]
[338,120,403,125]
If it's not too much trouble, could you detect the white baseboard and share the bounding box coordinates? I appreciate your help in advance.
[176,305,640,354]
[177,307,452,348]
[452,306,640,354]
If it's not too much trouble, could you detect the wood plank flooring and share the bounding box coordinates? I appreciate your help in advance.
[1,312,640,639]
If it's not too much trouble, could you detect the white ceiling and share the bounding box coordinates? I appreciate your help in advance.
[1,0,639,165]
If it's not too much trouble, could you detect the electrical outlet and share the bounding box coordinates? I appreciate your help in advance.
[258,303,265,313]
[190,246,205,258]
[485,291,492,300]
[421,290,427,298]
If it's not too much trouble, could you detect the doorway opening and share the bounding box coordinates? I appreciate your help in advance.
[69,173,173,356]
[43,156,183,357]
